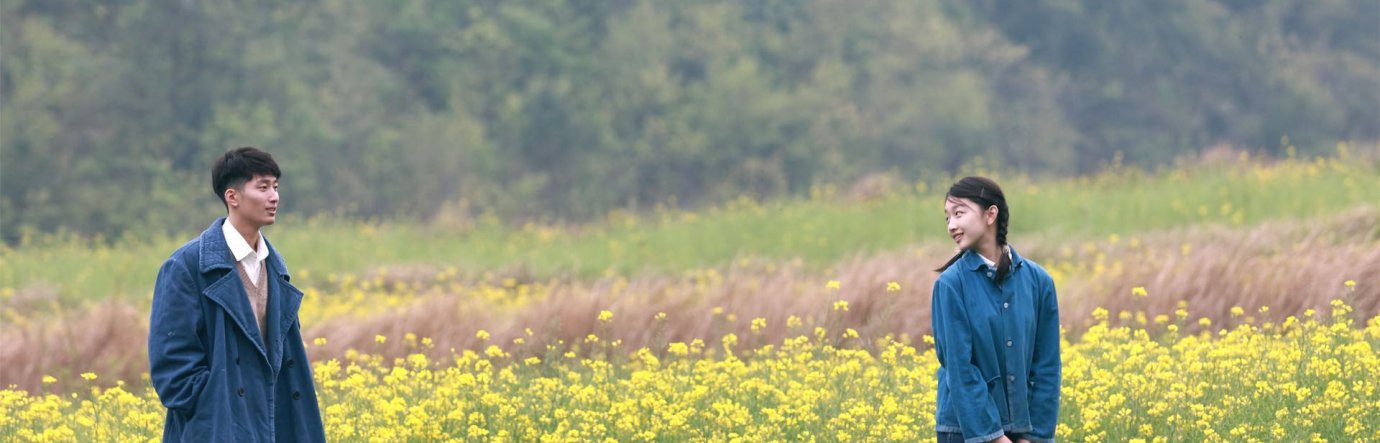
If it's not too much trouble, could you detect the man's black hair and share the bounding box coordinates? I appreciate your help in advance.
[211,147,281,209]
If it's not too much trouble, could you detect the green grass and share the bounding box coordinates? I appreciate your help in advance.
[2,153,1376,306]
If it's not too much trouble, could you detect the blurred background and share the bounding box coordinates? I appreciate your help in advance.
[2,1,1379,406]
[3,0,1377,242]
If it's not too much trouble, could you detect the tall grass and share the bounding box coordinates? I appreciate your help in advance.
[1,148,1375,306]
[6,207,1374,394]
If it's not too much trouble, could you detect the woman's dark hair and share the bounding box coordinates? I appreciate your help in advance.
[212,147,281,208]
[934,176,1011,283]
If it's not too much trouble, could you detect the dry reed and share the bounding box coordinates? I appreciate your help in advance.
[4,208,1375,393]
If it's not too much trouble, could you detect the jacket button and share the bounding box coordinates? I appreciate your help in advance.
[292,391,302,400]
[238,388,245,397]
[286,359,295,369]
[1006,340,1013,347]
[1008,375,1016,382]
[1002,302,1009,309]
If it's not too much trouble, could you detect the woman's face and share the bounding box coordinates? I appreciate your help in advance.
[944,196,995,252]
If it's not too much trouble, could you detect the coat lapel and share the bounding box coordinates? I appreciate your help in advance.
[197,218,270,364]
[264,241,301,378]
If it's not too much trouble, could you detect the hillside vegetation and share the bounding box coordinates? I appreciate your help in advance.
[5,0,1377,241]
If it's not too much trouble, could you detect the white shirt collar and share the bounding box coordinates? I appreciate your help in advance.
[222,218,270,264]
[979,252,996,268]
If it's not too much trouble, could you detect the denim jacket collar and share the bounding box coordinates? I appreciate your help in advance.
[198,217,291,280]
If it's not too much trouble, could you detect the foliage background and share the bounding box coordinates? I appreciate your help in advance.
[3,0,1377,242]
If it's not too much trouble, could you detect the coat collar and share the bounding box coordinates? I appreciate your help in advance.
[198,217,290,280]
[959,245,1026,271]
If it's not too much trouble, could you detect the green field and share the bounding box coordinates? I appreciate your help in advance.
[2,152,1374,309]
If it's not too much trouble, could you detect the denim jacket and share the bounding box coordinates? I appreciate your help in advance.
[932,247,1060,443]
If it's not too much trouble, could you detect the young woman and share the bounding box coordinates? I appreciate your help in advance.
[931,177,1060,443]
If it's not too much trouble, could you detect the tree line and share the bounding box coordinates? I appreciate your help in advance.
[2,0,1376,242]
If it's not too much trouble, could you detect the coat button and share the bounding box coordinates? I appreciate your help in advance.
[987,271,994,278]
[1002,302,1009,309]
[1008,375,1016,382]
[286,359,295,369]
[1006,340,1014,347]
[292,391,302,400]
[238,388,245,397]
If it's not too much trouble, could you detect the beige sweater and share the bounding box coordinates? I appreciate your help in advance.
[235,263,269,338]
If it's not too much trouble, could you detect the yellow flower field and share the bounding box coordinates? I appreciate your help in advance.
[3,300,1376,443]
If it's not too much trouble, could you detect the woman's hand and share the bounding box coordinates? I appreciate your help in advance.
[988,436,1012,443]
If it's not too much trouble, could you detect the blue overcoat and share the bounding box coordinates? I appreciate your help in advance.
[149,218,325,442]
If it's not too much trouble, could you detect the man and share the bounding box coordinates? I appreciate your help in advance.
[149,147,325,442]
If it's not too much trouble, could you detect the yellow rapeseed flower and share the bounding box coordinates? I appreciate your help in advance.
[833,300,849,312]
[1132,286,1148,297]
[826,280,841,290]
[598,310,614,322]
[375,335,387,344]
[886,281,901,292]
[80,372,97,381]
[8,296,1375,442]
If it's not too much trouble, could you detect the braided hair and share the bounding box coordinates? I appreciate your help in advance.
[934,176,1011,283]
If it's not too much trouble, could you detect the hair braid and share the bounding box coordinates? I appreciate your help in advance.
[994,202,1011,284]
[995,205,1009,247]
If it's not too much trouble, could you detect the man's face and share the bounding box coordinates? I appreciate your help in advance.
[227,174,279,228]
